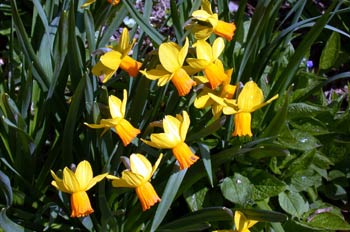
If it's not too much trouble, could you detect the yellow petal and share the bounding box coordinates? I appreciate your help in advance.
[163,115,181,137]
[81,0,95,8]
[212,37,225,60]
[63,167,81,192]
[140,67,171,83]
[213,21,236,41]
[119,28,130,53]
[192,9,211,21]
[109,95,123,118]
[201,0,213,14]
[179,111,190,142]
[194,89,213,109]
[74,160,93,190]
[85,173,108,191]
[51,170,70,193]
[237,81,264,111]
[151,153,163,176]
[186,58,209,70]
[130,154,152,180]
[250,94,279,112]
[159,42,181,72]
[100,50,122,70]
[115,118,140,146]
[196,39,213,61]
[120,55,142,77]
[178,38,189,66]
[111,171,144,188]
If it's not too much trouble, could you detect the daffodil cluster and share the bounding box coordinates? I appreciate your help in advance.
[51,1,277,227]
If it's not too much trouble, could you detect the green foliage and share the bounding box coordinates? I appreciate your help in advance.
[0,0,350,231]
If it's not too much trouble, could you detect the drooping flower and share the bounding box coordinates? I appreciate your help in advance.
[187,0,236,41]
[210,80,279,137]
[81,0,120,8]
[107,153,163,211]
[194,68,236,119]
[92,27,142,83]
[51,160,107,217]
[140,38,198,96]
[141,111,199,170]
[84,89,140,146]
[213,210,258,232]
[187,38,227,89]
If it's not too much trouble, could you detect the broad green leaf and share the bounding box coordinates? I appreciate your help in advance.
[290,169,322,192]
[282,149,316,178]
[158,207,233,232]
[220,173,253,206]
[278,191,309,218]
[151,169,187,232]
[306,212,350,230]
[319,32,340,70]
[247,169,287,201]
[184,187,208,211]
[287,103,328,119]
[277,128,320,152]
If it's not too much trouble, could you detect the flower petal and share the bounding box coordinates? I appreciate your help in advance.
[212,37,225,60]
[159,42,181,72]
[237,81,264,111]
[196,39,213,61]
[130,154,152,180]
[51,170,70,193]
[74,160,93,190]
[110,171,144,188]
[85,173,108,191]
[100,50,122,70]
[63,167,81,192]
[151,153,163,176]
[178,38,189,66]
[179,111,190,141]
[109,95,123,119]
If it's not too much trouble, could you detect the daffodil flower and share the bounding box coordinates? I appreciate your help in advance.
[107,153,163,211]
[140,38,198,96]
[51,160,107,217]
[84,89,140,146]
[213,210,258,232]
[194,68,236,119]
[187,38,227,89]
[92,28,142,83]
[141,111,199,170]
[210,81,279,137]
[81,0,120,8]
[188,0,236,41]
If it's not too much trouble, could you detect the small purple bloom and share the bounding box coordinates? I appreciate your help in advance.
[306,60,314,69]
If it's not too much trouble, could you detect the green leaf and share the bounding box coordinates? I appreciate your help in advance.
[197,143,213,187]
[278,191,309,218]
[0,170,12,207]
[241,208,287,222]
[282,149,316,179]
[184,187,208,211]
[290,169,322,192]
[319,32,340,70]
[220,173,253,206]
[306,212,350,230]
[248,170,287,201]
[277,129,320,152]
[0,208,25,232]
[151,169,187,232]
[158,207,233,232]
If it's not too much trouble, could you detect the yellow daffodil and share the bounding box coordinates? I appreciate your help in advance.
[187,38,227,89]
[92,28,142,83]
[214,210,258,232]
[188,0,236,41]
[81,0,120,8]
[107,153,163,211]
[140,38,198,96]
[84,89,140,146]
[194,68,236,119]
[234,211,258,232]
[51,160,107,217]
[141,111,199,170]
[210,81,279,137]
